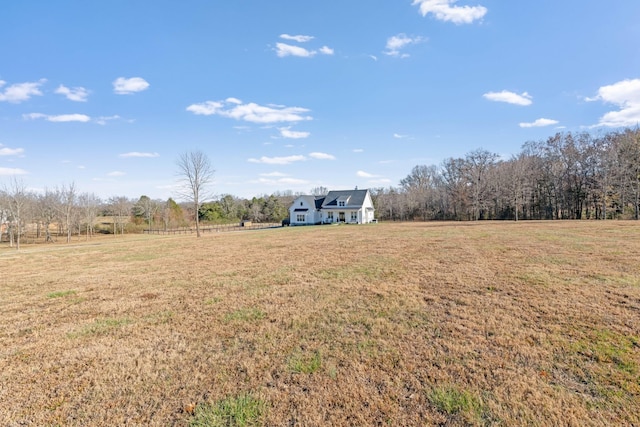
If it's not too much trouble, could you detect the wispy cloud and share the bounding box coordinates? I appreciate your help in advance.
[353,148,364,153]
[309,152,336,160]
[274,35,334,58]
[587,78,640,127]
[280,34,314,43]
[384,34,426,58]
[279,127,310,139]
[319,46,334,55]
[187,98,312,124]
[113,77,149,94]
[275,43,314,58]
[519,118,559,128]
[0,167,28,176]
[119,152,160,158]
[393,133,410,139]
[412,0,487,24]
[357,170,377,178]
[0,79,46,103]
[95,115,122,125]
[107,171,126,177]
[24,113,91,122]
[248,155,307,165]
[483,90,532,106]
[55,84,89,102]
[0,144,24,156]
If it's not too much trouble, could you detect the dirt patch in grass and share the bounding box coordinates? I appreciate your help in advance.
[1,221,639,426]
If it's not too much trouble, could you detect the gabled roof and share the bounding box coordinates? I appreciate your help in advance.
[321,189,369,208]
[295,195,325,210]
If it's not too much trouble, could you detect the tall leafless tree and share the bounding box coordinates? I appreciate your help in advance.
[78,192,101,239]
[2,178,31,250]
[176,150,215,237]
[55,183,77,243]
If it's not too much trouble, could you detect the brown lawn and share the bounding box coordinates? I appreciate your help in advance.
[0,221,639,426]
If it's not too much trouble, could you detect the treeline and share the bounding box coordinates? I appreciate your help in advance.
[0,183,295,248]
[372,128,640,221]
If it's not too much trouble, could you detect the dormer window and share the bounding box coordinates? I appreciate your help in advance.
[300,202,303,206]
[338,201,345,207]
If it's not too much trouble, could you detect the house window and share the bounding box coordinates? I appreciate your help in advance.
[296,214,305,222]
[338,201,345,207]
[327,212,334,221]
[351,212,358,221]
[300,202,303,206]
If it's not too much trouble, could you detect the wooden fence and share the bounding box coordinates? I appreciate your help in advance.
[142,223,282,235]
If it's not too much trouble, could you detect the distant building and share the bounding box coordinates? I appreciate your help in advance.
[289,189,375,225]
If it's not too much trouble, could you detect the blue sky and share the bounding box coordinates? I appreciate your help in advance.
[2,1,640,200]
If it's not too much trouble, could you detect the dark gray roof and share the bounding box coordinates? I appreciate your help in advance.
[294,195,325,210]
[321,189,369,208]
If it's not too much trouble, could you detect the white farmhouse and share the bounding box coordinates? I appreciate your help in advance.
[289,189,376,225]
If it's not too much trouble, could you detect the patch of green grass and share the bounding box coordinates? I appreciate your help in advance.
[189,393,266,427]
[68,317,132,338]
[288,350,322,374]
[427,385,486,423]
[573,329,638,374]
[205,297,222,305]
[47,290,76,299]
[224,308,266,323]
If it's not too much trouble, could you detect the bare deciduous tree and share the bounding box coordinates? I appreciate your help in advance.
[176,150,215,237]
[2,178,32,250]
[55,182,77,243]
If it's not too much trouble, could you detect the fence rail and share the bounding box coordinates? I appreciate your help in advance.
[142,223,282,235]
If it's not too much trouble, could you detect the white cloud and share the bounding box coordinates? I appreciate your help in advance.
[0,167,28,176]
[119,152,160,158]
[248,155,306,165]
[319,46,334,55]
[187,99,312,124]
[412,0,487,24]
[357,170,377,178]
[260,171,288,177]
[309,152,336,160]
[384,34,426,58]
[107,171,126,177]
[95,115,122,125]
[113,77,150,94]
[0,145,24,156]
[275,42,334,58]
[353,148,364,153]
[519,118,559,128]
[279,127,310,139]
[483,90,533,106]
[393,133,409,139]
[0,79,46,103]
[276,42,315,58]
[280,34,314,43]
[588,79,640,127]
[24,113,91,122]
[55,84,89,102]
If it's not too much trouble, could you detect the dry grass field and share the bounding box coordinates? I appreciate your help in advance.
[1,221,639,426]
